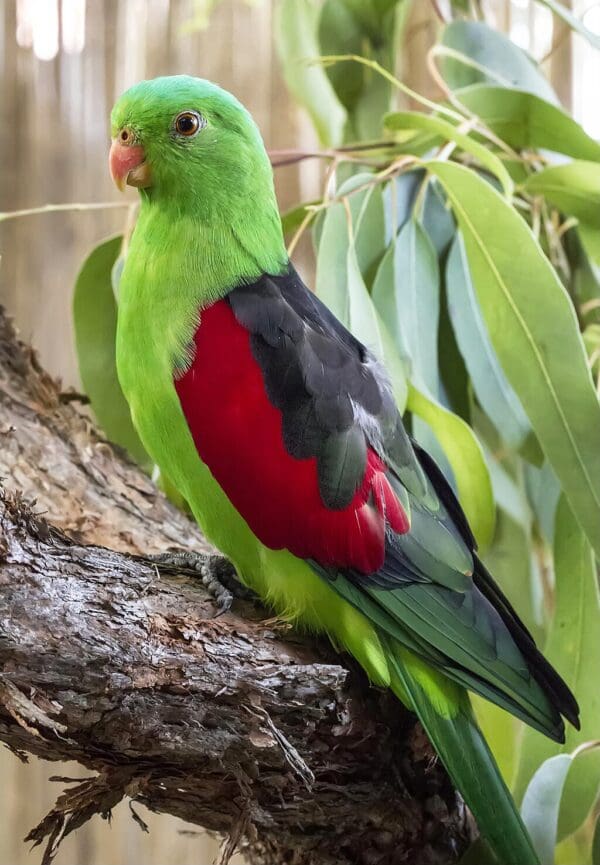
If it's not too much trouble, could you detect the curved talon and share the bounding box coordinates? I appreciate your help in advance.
[200,564,233,616]
[146,550,250,614]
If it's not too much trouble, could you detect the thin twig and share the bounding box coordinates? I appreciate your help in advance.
[0,202,130,222]
[286,208,316,259]
[314,54,466,124]
[426,45,524,162]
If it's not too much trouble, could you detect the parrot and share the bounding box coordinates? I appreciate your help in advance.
[109,75,579,865]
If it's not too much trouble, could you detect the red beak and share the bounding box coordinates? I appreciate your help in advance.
[109,140,148,192]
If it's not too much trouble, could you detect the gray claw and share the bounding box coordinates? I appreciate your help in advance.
[145,551,255,614]
[200,563,233,616]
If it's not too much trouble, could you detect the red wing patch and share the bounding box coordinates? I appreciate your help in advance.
[175,300,408,574]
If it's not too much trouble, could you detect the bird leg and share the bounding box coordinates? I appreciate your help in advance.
[145,551,255,615]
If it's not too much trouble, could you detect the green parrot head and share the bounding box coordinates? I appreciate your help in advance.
[109,75,279,220]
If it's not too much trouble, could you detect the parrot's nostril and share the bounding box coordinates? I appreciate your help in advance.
[120,128,133,144]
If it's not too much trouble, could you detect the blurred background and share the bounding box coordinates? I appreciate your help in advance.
[0,0,599,862]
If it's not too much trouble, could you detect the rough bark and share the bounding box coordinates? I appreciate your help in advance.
[0,307,472,865]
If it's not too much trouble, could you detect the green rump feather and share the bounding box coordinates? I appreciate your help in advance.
[111,75,575,865]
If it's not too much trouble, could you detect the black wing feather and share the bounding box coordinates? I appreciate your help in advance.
[227,264,421,509]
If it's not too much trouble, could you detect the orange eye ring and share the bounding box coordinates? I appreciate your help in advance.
[175,111,202,137]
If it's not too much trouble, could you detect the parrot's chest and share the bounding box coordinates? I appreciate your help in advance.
[116,294,189,453]
[114,270,269,576]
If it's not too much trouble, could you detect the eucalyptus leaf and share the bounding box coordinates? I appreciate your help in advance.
[275,0,346,146]
[384,110,514,197]
[407,385,495,550]
[421,179,455,256]
[457,838,497,865]
[555,830,596,865]
[535,0,600,51]
[73,236,149,467]
[564,226,600,321]
[316,193,407,409]
[353,182,386,286]
[318,0,365,111]
[521,753,573,865]
[318,0,403,141]
[523,161,600,224]
[592,813,600,865]
[446,233,531,449]
[485,456,532,530]
[316,199,352,323]
[382,170,424,243]
[373,218,440,397]
[579,222,600,268]
[524,162,600,274]
[456,85,600,162]
[429,160,600,559]
[523,461,561,544]
[348,240,409,410]
[341,0,400,35]
[440,19,558,102]
[514,497,600,841]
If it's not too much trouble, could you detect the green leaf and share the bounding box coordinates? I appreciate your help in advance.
[318,0,404,141]
[318,0,365,111]
[382,170,423,242]
[353,182,386,286]
[275,0,346,146]
[524,461,561,544]
[521,753,573,865]
[484,507,541,640]
[556,829,596,865]
[73,236,149,467]
[535,0,600,52]
[407,385,495,550]
[592,813,600,865]
[428,159,600,559]
[456,85,600,162]
[564,226,600,321]
[457,838,497,865]
[524,161,600,275]
[384,110,514,197]
[514,496,600,840]
[439,19,558,102]
[373,218,440,397]
[446,233,531,449]
[421,179,455,256]
[579,222,600,268]
[523,161,600,224]
[340,0,401,34]
[316,192,408,410]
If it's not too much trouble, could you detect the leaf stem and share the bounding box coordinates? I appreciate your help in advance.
[314,54,466,124]
[286,208,316,259]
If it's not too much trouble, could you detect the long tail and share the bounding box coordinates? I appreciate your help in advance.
[384,637,540,865]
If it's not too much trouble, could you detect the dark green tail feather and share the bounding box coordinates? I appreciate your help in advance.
[385,639,541,865]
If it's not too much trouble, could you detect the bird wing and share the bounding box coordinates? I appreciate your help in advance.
[175,263,578,740]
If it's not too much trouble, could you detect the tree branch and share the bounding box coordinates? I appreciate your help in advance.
[0,307,472,864]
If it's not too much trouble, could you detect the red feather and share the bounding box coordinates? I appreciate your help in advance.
[175,299,409,574]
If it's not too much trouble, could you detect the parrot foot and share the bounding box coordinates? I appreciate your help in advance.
[146,551,255,616]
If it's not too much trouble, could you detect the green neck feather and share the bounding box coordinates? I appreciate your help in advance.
[118,174,287,386]
[131,183,288,310]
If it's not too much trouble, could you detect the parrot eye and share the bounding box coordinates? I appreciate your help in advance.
[174,111,203,137]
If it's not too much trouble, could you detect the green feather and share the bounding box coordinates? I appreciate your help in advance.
[384,639,541,865]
